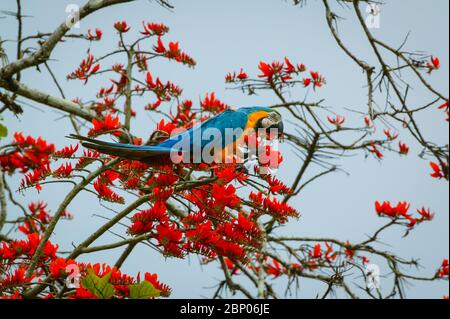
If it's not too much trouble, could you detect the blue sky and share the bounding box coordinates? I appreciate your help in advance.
[1,0,449,298]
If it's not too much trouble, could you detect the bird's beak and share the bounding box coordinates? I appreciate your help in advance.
[260,113,284,141]
[268,121,284,141]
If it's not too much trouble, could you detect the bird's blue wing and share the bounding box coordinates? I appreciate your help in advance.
[70,110,249,162]
[158,110,249,150]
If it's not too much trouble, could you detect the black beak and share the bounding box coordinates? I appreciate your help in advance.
[268,121,284,140]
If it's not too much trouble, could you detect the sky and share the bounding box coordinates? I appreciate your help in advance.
[1,0,449,299]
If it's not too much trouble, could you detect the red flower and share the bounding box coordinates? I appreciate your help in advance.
[212,184,241,210]
[237,69,248,80]
[438,101,449,122]
[19,165,51,191]
[309,244,323,259]
[153,38,196,67]
[53,144,79,158]
[369,143,383,159]
[0,267,34,288]
[258,61,282,80]
[49,258,77,279]
[144,273,172,297]
[0,133,55,174]
[430,161,448,180]
[265,176,293,195]
[327,115,346,128]
[88,114,122,137]
[302,78,312,87]
[437,259,449,278]
[156,223,183,257]
[114,21,131,33]
[399,142,410,155]
[67,54,100,84]
[265,259,284,278]
[157,119,177,136]
[384,129,399,141]
[364,116,373,128]
[87,28,103,41]
[153,36,166,53]
[141,22,169,36]
[249,192,299,223]
[129,202,168,235]
[417,207,435,222]
[310,71,326,88]
[427,56,441,73]
[375,201,419,228]
[297,63,307,72]
[201,92,228,114]
[53,163,73,178]
[93,179,124,204]
[284,57,296,74]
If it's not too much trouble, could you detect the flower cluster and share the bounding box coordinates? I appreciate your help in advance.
[18,201,73,235]
[153,37,196,67]
[88,114,122,137]
[200,92,229,114]
[67,54,100,83]
[87,28,103,41]
[0,132,55,174]
[375,201,435,228]
[437,259,449,278]
[0,232,169,299]
[430,161,449,180]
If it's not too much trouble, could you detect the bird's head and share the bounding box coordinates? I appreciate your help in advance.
[242,107,284,140]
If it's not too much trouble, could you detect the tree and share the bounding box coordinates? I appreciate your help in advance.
[0,0,448,299]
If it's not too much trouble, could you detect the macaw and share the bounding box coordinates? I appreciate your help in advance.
[70,107,284,164]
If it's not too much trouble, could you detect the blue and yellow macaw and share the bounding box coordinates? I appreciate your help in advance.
[71,107,283,164]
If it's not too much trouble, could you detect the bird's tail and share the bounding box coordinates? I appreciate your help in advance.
[68,134,174,162]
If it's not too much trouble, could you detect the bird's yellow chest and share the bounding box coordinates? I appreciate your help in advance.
[218,111,269,163]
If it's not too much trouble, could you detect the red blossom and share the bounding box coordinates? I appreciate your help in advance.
[0,133,55,174]
[53,163,73,178]
[87,28,103,41]
[129,202,168,235]
[427,56,441,73]
[258,61,283,81]
[225,69,248,83]
[93,179,125,204]
[417,207,435,222]
[430,161,448,180]
[156,119,177,136]
[67,54,100,83]
[49,258,77,279]
[384,129,399,141]
[369,143,383,159]
[141,22,169,36]
[88,114,122,137]
[249,192,299,223]
[327,115,346,128]
[156,223,183,257]
[153,37,196,67]
[19,164,51,192]
[201,92,229,114]
[114,21,131,33]
[0,267,34,288]
[144,273,172,297]
[284,57,296,74]
[437,259,449,278]
[265,259,284,278]
[53,144,79,158]
[399,142,410,155]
